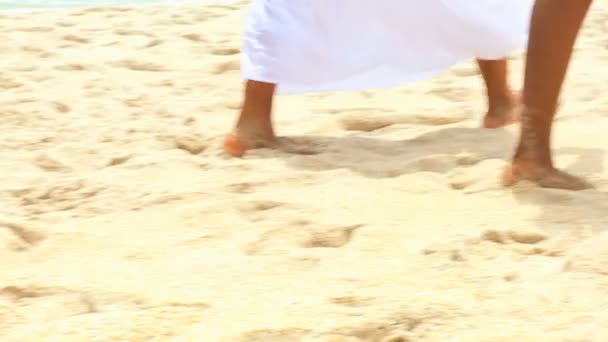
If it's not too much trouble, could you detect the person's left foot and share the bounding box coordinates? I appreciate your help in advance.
[483,92,521,128]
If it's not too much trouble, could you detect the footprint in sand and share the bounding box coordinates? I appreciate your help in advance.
[447,159,503,192]
[68,10,86,17]
[18,26,54,33]
[21,46,53,58]
[411,114,469,126]
[428,84,473,102]
[0,76,23,90]
[480,228,548,245]
[339,111,468,132]
[113,28,154,37]
[478,227,570,257]
[181,33,206,42]
[151,128,201,149]
[171,17,196,25]
[381,153,485,179]
[211,58,240,75]
[0,220,45,249]
[14,179,100,214]
[234,328,313,342]
[172,135,208,155]
[106,155,131,167]
[62,34,90,44]
[50,101,71,113]
[53,63,89,71]
[208,45,240,56]
[339,114,396,132]
[239,200,284,212]
[33,153,72,172]
[326,311,430,342]
[0,285,66,302]
[424,227,555,263]
[244,222,363,256]
[402,154,466,174]
[422,237,471,263]
[224,181,261,194]
[313,335,365,342]
[562,233,608,276]
[112,59,168,72]
[8,63,37,72]
[1,229,28,252]
[288,141,489,181]
[141,38,163,49]
[57,21,76,27]
[329,295,374,308]
[235,199,285,222]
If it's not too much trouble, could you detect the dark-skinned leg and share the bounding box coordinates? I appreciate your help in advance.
[224,80,277,157]
[503,0,593,190]
[477,59,520,128]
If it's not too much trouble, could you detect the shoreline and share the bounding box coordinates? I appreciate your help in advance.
[0,0,239,14]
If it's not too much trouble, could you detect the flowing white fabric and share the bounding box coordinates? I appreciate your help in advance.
[241,0,535,94]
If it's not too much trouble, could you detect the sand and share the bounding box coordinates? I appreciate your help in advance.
[0,1,607,341]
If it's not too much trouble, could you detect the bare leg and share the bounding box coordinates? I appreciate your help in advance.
[224,80,277,157]
[503,0,593,190]
[477,59,520,128]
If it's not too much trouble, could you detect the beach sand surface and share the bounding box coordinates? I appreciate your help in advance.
[1,2,608,341]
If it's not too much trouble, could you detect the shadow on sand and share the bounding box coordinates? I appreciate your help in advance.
[252,126,514,178]
[245,125,608,230]
[508,146,608,231]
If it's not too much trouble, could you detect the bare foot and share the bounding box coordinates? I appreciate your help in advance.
[483,92,521,129]
[223,127,278,157]
[502,160,592,190]
[223,130,321,157]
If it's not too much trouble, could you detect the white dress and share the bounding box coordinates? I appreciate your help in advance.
[241,0,535,94]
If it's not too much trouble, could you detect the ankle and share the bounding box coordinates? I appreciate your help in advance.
[488,91,516,110]
[513,144,554,169]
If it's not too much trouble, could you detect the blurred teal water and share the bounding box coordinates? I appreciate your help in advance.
[0,0,214,11]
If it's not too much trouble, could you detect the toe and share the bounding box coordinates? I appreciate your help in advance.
[223,133,247,157]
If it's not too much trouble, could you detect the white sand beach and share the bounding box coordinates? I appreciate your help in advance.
[1,2,607,341]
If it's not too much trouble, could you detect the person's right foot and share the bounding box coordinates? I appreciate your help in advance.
[223,126,278,157]
[223,118,321,156]
[502,158,592,190]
